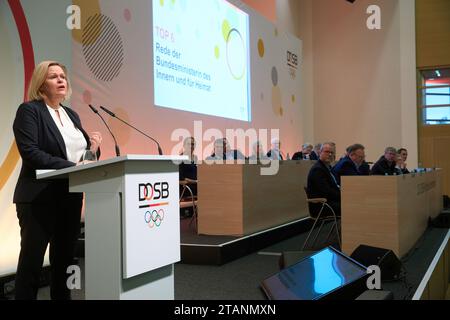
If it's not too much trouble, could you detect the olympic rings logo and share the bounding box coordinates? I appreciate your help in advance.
[144,209,164,228]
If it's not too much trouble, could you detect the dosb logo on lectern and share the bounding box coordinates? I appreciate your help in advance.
[138,182,170,228]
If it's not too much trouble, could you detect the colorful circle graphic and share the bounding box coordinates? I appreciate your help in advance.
[222,20,231,42]
[271,66,278,86]
[257,38,265,58]
[226,28,246,80]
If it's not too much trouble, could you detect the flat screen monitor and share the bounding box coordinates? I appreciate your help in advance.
[152,0,251,121]
[261,246,368,300]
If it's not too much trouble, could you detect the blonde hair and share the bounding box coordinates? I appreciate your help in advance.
[27,61,72,102]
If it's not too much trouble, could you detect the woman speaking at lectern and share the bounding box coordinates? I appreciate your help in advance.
[12,61,102,299]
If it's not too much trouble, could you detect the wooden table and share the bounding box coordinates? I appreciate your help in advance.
[341,169,443,257]
[197,161,313,236]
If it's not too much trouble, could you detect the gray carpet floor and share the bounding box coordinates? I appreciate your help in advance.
[17,224,450,300]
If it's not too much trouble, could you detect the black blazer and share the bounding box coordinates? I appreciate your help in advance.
[210,150,245,160]
[307,159,341,217]
[307,159,340,203]
[291,151,303,160]
[292,151,318,161]
[266,149,283,160]
[13,100,92,203]
[370,156,399,176]
[331,156,370,185]
[309,151,319,160]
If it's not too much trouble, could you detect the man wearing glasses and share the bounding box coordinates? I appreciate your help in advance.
[332,144,369,185]
[307,142,341,217]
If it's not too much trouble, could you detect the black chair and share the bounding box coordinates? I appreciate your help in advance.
[179,179,198,230]
[301,187,341,250]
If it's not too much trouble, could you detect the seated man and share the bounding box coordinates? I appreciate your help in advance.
[371,147,401,175]
[179,136,198,196]
[267,138,286,160]
[309,143,321,160]
[248,140,270,163]
[292,143,314,160]
[206,138,245,162]
[332,143,369,185]
[307,142,341,217]
[179,136,198,165]
[396,148,409,174]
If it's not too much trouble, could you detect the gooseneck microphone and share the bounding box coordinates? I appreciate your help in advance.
[99,105,163,155]
[88,104,121,156]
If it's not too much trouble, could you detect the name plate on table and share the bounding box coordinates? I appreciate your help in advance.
[123,172,180,278]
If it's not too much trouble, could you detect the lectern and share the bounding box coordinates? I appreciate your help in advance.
[37,155,186,300]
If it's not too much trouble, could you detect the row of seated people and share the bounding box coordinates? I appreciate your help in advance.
[307,143,410,219]
[179,136,410,204]
[178,137,271,199]
[178,136,409,173]
[180,137,322,163]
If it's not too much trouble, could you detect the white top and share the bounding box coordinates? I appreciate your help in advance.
[47,104,87,163]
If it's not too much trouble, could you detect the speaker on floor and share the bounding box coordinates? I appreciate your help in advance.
[443,195,449,209]
[429,211,450,228]
[350,244,402,281]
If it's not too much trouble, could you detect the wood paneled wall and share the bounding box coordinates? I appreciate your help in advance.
[417,0,450,197]
[419,126,450,196]
[416,0,450,68]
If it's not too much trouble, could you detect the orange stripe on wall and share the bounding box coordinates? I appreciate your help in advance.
[241,0,276,23]
[0,142,20,191]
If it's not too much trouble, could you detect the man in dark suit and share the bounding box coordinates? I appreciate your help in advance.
[206,137,245,163]
[307,142,341,217]
[332,143,369,185]
[309,144,320,160]
[371,147,401,175]
[292,143,313,160]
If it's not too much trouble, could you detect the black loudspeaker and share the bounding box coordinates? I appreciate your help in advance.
[443,195,449,209]
[429,212,450,228]
[350,245,402,281]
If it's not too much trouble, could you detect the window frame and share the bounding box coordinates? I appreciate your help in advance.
[418,67,450,126]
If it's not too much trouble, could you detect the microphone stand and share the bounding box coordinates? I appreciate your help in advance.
[88,104,121,156]
[99,106,163,155]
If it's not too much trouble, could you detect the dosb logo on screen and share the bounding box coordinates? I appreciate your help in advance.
[138,182,170,228]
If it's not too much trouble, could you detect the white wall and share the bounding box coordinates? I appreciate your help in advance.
[276,0,314,143]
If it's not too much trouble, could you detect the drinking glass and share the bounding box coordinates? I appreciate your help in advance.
[82,149,97,164]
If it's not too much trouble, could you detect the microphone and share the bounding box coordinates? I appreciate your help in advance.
[99,105,163,155]
[88,104,121,157]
